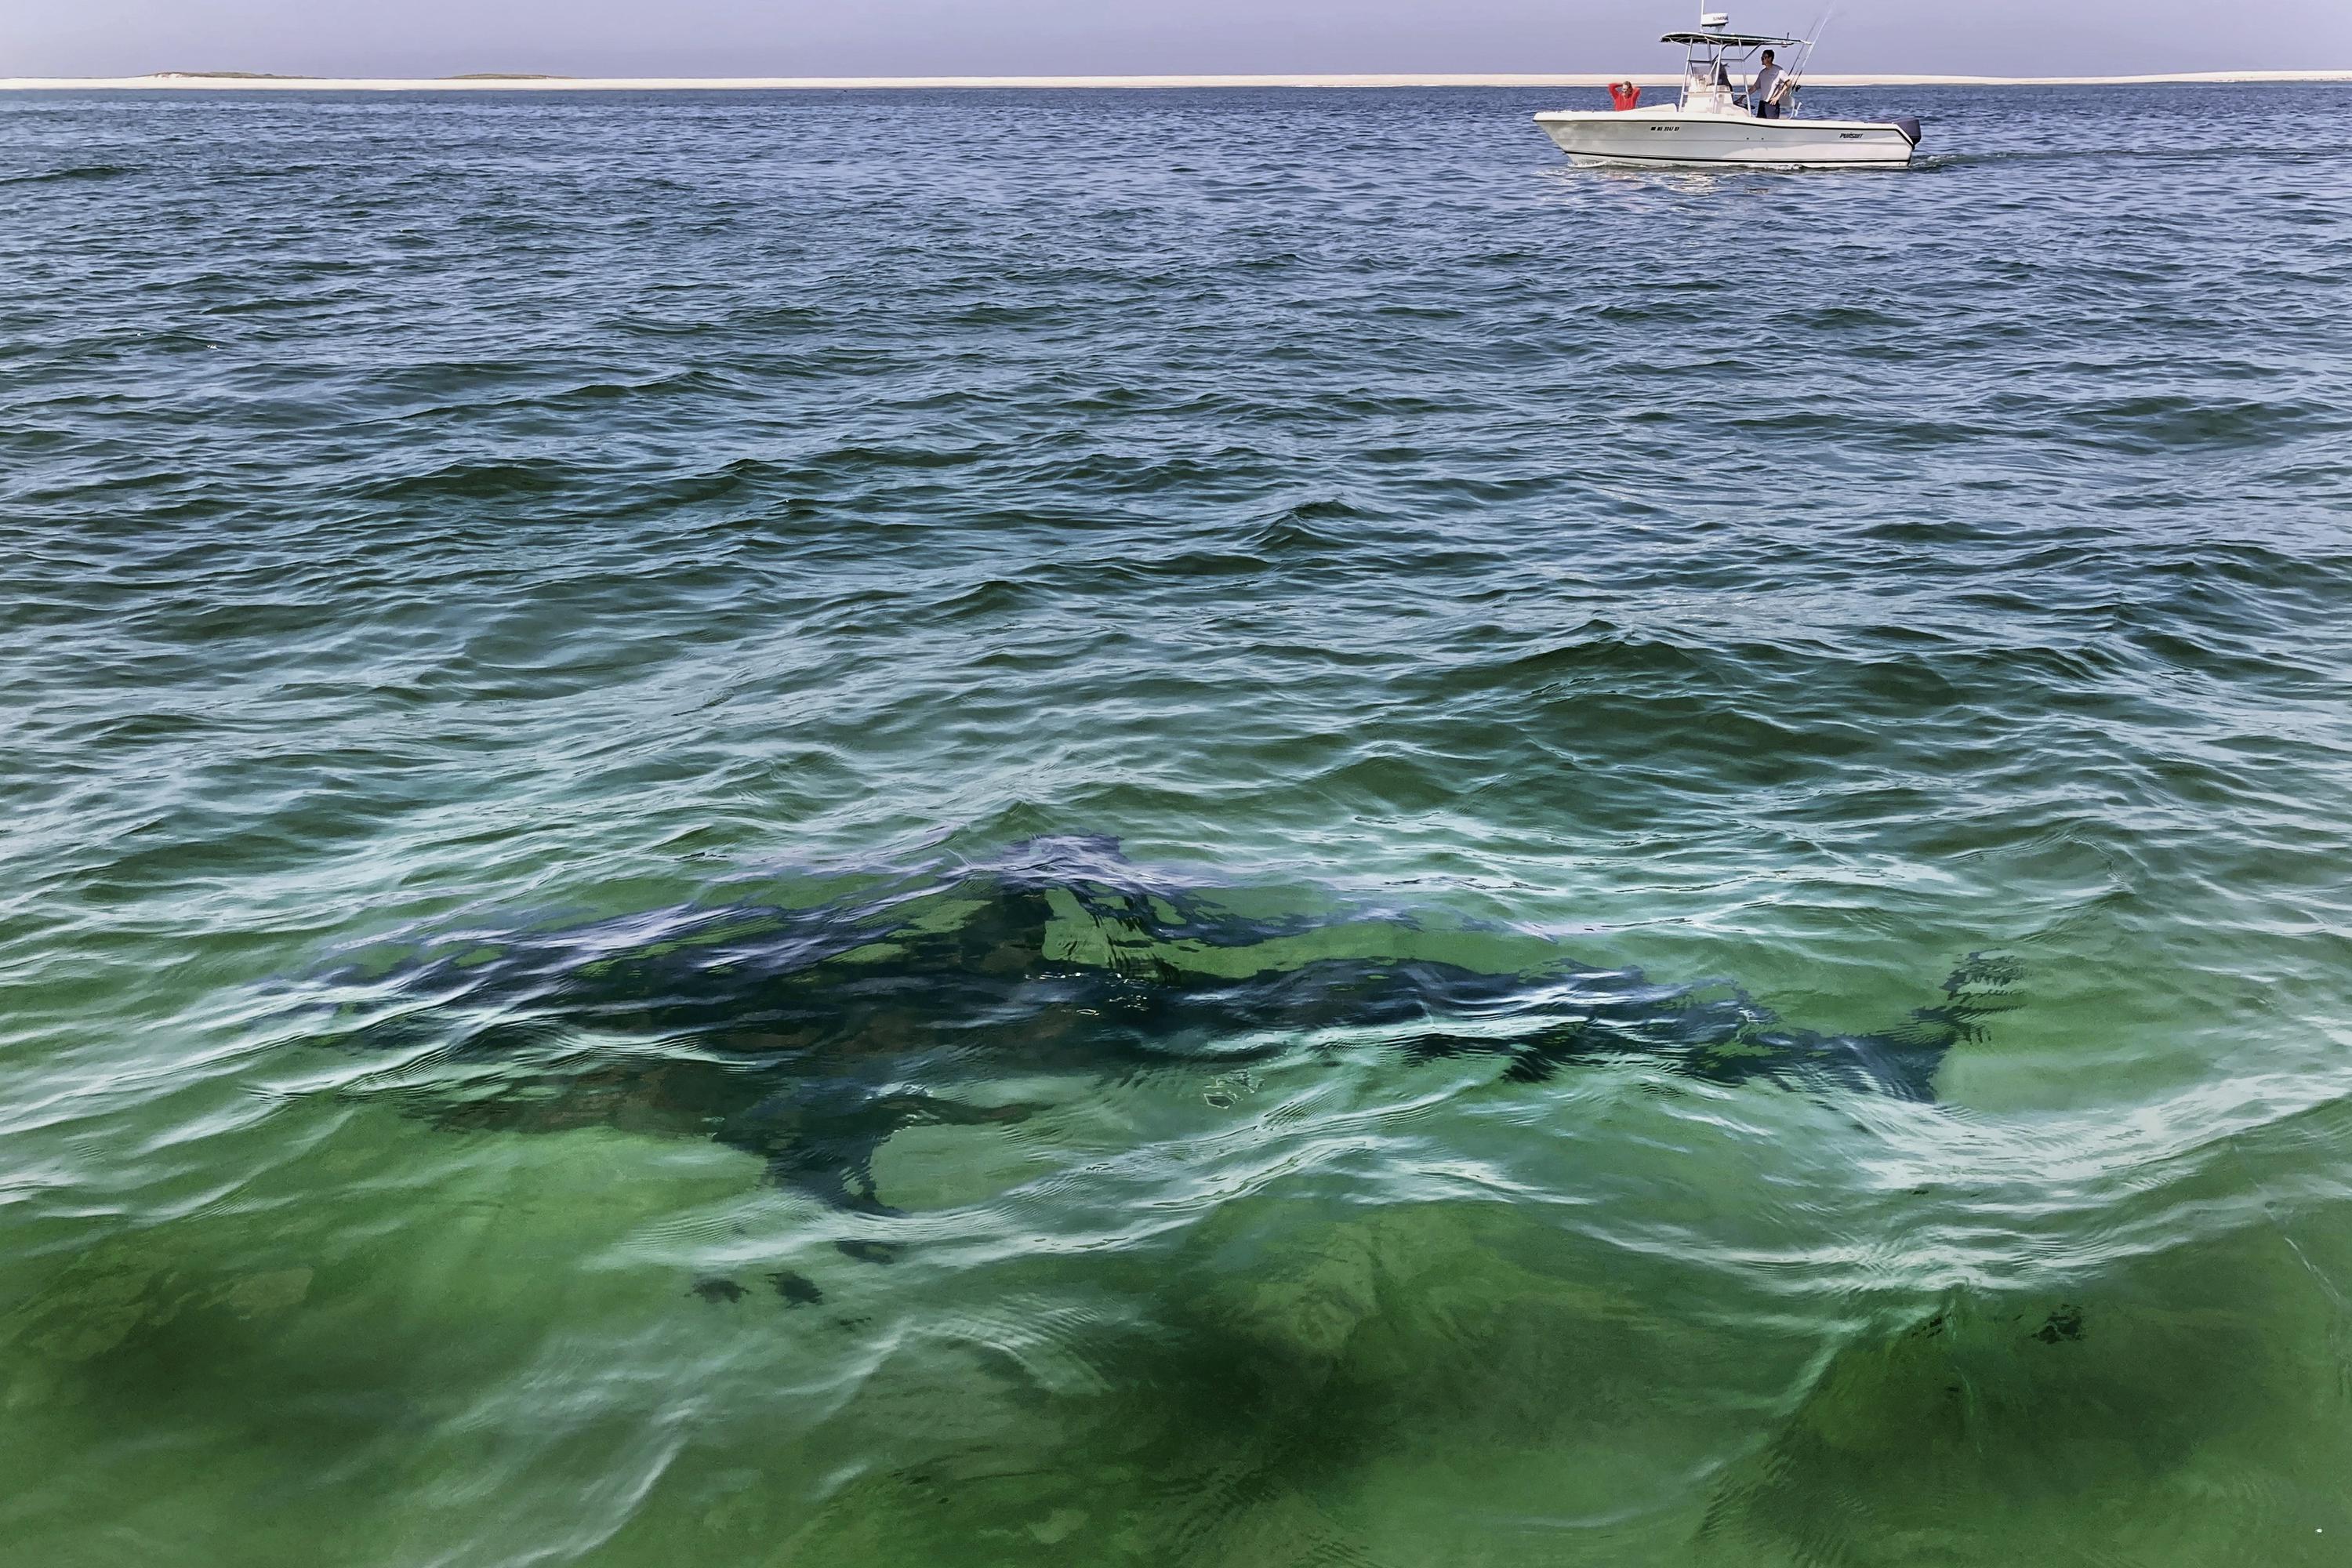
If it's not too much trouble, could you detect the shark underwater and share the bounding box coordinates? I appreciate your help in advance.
[320,837,2018,1216]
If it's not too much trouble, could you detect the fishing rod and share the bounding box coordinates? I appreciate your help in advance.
[1788,4,1837,98]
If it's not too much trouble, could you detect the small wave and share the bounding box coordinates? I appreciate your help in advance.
[2075,394,2342,452]
[358,458,580,501]
[1487,623,1715,686]
[0,163,140,186]
[1248,501,1364,555]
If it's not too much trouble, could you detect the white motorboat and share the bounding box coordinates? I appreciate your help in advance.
[1534,11,1922,169]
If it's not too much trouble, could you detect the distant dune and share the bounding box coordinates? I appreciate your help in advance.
[5,69,2348,91]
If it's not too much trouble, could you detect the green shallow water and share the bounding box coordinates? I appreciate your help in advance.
[5,84,2352,1565]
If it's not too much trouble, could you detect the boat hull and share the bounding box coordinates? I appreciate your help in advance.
[1533,109,1918,169]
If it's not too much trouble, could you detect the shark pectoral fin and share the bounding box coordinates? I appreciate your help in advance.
[761,1139,907,1217]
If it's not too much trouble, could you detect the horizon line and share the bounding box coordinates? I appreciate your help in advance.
[5,70,2351,92]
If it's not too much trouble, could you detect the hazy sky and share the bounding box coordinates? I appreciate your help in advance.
[11,0,2350,78]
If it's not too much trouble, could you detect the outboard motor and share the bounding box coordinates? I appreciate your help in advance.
[1894,116,1924,145]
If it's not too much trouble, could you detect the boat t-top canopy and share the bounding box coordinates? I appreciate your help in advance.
[1660,30,1802,46]
[1653,14,1814,114]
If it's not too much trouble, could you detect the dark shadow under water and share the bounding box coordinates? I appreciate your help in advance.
[321,837,2018,1214]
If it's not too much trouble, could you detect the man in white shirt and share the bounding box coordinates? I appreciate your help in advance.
[1750,49,1788,118]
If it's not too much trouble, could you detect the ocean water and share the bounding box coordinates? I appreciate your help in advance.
[5,82,2352,1566]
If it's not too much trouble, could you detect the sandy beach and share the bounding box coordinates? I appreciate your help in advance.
[4,70,2348,91]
